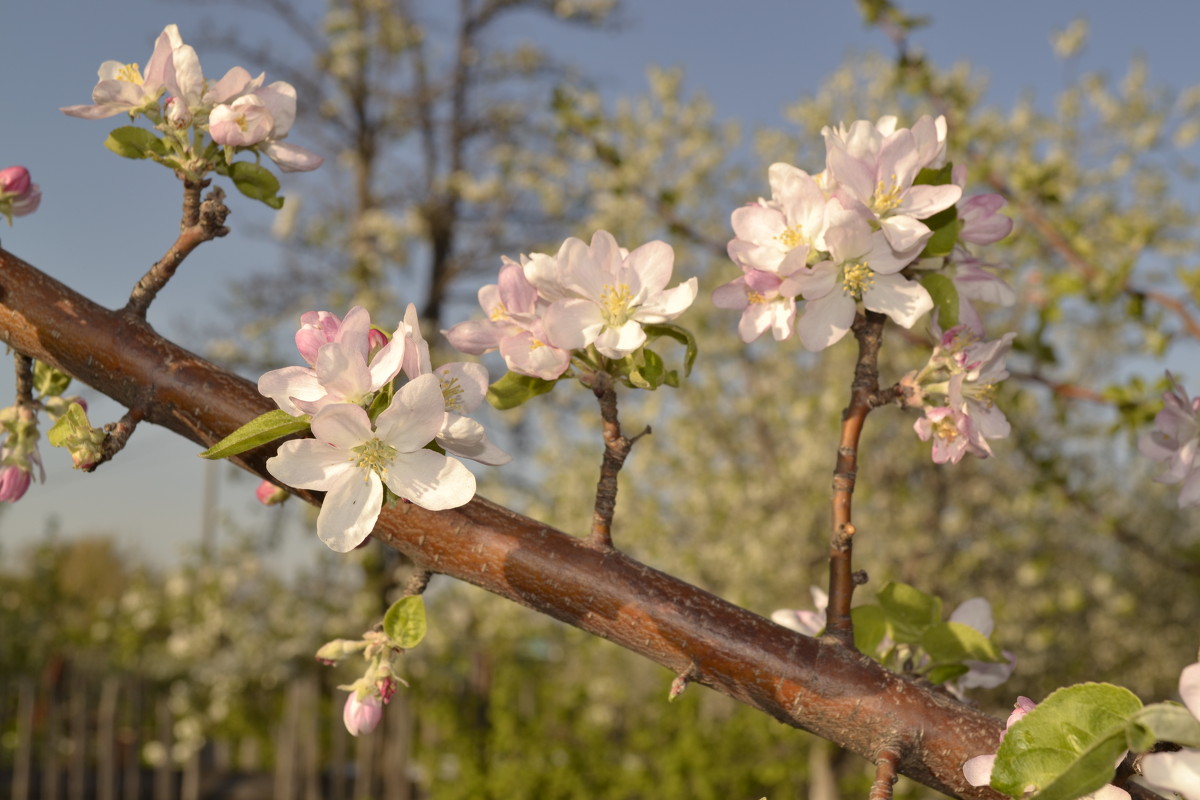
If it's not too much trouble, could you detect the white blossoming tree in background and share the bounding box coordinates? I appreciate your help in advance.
[3,3,1200,799]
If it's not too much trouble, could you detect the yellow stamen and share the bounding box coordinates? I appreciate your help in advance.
[776,224,805,250]
[440,376,465,413]
[600,283,634,326]
[116,62,144,84]
[872,174,903,214]
[351,437,397,481]
[841,262,875,299]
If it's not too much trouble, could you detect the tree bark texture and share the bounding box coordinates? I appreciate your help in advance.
[0,247,1007,799]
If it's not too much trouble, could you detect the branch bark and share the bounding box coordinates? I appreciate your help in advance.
[0,246,1009,799]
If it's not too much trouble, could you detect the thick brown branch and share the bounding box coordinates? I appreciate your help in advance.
[0,247,1010,799]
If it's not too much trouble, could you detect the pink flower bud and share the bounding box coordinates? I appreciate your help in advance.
[255,479,288,505]
[0,166,32,196]
[295,310,342,365]
[343,692,383,737]
[0,464,32,502]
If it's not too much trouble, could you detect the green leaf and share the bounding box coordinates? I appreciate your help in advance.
[104,126,167,160]
[47,403,91,448]
[642,323,698,377]
[486,371,558,410]
[228,161,284,209]
[920,621,1005,666]
[926,663,970,685]
[920,273,960,328]
[1129,702,1200,750]
[383,595,427,649]
[199,409,311,459]
[629,348,666,390]
[913,163,954,186]
[33,361,72,397]
[917,206,961,259]
[875,582,942,644]
[850,604,887,654]
[992,683,1143,800]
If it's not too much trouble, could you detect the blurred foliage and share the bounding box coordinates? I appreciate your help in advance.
[8,1,1200,797]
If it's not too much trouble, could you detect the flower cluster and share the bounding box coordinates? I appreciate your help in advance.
[1139,373,1200,509]
[61,24,320,196]
[260,305,500,552]
[0,166,41,224]
[317,632,405,737]
[0,363,93,503]
[444,230,697,383]
[1139,662,1200,800]
[715,114,1013,350]
[904,323,1016,464]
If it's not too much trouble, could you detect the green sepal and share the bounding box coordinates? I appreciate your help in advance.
[367,380,395,422]
[1128,701,1200,751]
[227,161,284,210]
[876,582,942,644]
[383,595,427,650]
[199,409,311,459]
[992,683,1143,800]
[628,348,666,390]
[487,371,558,410]
[642,323,698,377]
[850,604,887,654]
[104,126,168,160]
[33,361,72,397]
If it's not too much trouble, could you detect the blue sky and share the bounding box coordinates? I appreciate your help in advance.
[1,1,1196,568]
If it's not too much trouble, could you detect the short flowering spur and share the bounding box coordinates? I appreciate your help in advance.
[61,24,321,208]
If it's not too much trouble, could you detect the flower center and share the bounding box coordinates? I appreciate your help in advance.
[776,224,805,250]
[872,175,903,214]
[746,290,767,305]
[488,302,510,322]
[599,283,634,326]
[841,262,875,299]
[351,437,397,480]
[117,62,145,84]
[440,376,465,413]
[934,418,960,442]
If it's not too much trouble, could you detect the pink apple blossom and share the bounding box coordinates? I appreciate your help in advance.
[711,268,801,343]
[60,25,180,119]
[1139,373,1200,508]
[209,82,323,172]
[0,166,41,222]
[443,256,572,380]
[727,164,832,274]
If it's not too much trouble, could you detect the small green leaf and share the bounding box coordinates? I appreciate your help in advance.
[850,604,887,654]
[199,409,311,459]
[926,663,970,685]
[47,403,91,448]
[920,273,960,328]
[876,582,942,644]
[1129,702,1200,750]
[642,323,698,377]
[918,206,961,259]
[629,348,666,390]
[913,163,954,186]
[228,161,284,209]
[104,126,167,160]
[33,361,72,397]
[992,683,1143,800]
[486,371,558,410]
[383,595,427,649]
[920,621,1005,666]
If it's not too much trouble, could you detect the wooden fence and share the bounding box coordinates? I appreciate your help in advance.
[1,672,418,800]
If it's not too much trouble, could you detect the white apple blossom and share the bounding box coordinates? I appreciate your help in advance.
[60,25,179,119]
[266,375,476,552]
[1140,662,1200,800]
[543,230,698,359]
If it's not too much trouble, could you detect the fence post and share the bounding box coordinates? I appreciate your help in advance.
[97,677,119,800]
[11,678,34,800]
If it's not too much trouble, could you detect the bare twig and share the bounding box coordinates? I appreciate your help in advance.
[125,182,230,318]
[588,371,649,549]
[826,311,888,646]
[87,408,144,472]
[403,569,434,596]
[12,352,34,405]
[870,742,904,800]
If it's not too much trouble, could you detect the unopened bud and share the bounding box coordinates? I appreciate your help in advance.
[255,479,289,506]
[342,691,383,736]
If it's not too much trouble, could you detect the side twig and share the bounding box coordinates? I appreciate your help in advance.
[125,181,230,319]
[870,742,904,800]
[588,371,649,550]
[826,311,888,646]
